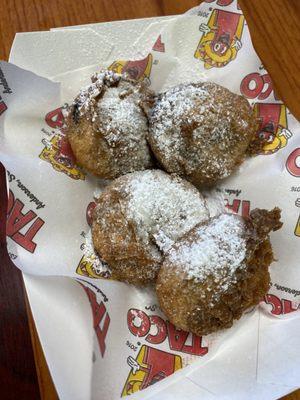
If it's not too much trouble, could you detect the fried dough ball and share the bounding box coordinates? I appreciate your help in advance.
[156,208,282,336]
[92,170,209,285]
[66,70,154,179]
[148,82,258,186]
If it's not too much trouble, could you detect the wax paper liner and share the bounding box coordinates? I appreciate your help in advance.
[1,0,299,399]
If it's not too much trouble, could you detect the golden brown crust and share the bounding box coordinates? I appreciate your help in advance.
[156,209,281,336]
[91,175,160,285]
[66,70,154,179]
[246,132,267,156]
[249,207,283,238]
[91,170,209,285]
[148,82,258,187]
[188,240,273,335]
[66,118,117,178]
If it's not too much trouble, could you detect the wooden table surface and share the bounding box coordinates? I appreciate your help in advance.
[0,1,299,399]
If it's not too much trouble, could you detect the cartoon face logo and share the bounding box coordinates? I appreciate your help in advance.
[40,107,85,180]
[254,103,292,154]
[108,54,153,82]
[121,346,182,396]
[40,135,85,180]
[194,10,244,68]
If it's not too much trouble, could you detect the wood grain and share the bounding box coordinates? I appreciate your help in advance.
[239,0,300,120]
[0,1,299,399]
[282,392,300,400]
[0,0,199,60]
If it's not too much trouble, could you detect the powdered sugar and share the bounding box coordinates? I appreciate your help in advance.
[149,82,253,185]
[73,70,120,118]
[168,213,247,297]
[83,230,111,277]
[154,84,209,125]
[68,69,153,177]
[203,189,227,218]
[96,85,148,153]
[149,85,210,166]
[124,170,209,253]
